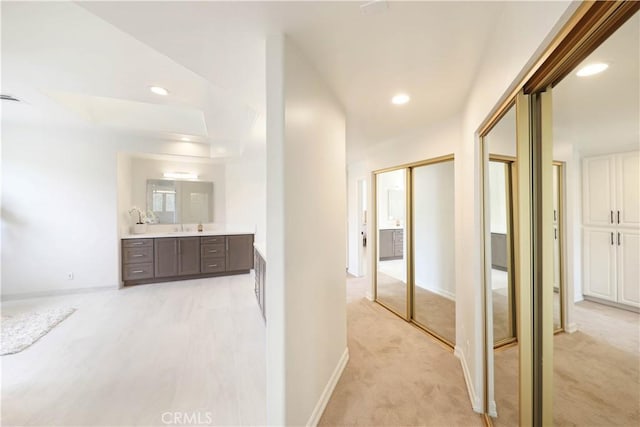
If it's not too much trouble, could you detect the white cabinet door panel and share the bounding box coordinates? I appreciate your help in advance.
[617,230,640,307]
[617,152,640,228]
[583,228,616,301]
[583,156,615,227]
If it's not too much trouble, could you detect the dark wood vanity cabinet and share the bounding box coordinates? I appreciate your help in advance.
[122,234,253,286]
[379,229,404,260]
[154,238,178,277]
[227,235,254,271]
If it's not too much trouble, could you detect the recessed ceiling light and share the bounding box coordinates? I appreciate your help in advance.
[391,93,410,105]
[181,136,191,142]
[149,86,169,96]
[576,63,609,77]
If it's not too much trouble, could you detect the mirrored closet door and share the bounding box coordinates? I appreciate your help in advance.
[411,159,455,345]
[375,169,408,318]
[374,156,456,347]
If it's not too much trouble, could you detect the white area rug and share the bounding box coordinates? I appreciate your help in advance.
[1,307,76,355]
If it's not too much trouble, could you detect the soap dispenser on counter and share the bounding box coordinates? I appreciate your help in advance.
[198,223,203,232]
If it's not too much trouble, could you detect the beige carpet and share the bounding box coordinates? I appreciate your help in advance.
[376,272,456,344]
[493,299,640,426]
[319,276,483,426]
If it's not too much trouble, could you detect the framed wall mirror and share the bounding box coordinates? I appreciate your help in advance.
[147,179,214,224]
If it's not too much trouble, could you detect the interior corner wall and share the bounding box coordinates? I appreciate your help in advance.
[225,145,266,243]
[459,0,575,411]
[266,34,347,426]
[1,121,227,297]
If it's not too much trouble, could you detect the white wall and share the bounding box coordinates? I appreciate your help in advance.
[488,162,508,235]
[375,169,405,229]
[2,124,119,296]
[225,145,266,243]
[1,121,225,297]
[266,34,347,426]
[413,161,455,299]
[128,157,226,228]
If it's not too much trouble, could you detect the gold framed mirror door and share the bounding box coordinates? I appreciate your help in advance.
[373,155,456,348]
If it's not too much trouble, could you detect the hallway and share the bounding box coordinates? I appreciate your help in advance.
[319,277,482,426]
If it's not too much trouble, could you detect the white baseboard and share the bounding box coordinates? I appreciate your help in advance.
[454,345,482,413]
[488,400,497,417]
[417,283,455,301]
[565,322,578,333]
[365,291,374,301]
[1,285,116,301]
[306,347,349,427]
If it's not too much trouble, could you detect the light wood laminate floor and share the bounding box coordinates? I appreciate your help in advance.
[1,275,265,426]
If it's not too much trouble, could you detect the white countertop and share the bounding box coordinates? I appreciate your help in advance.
[122,229,254,239]
[253,242,266,259]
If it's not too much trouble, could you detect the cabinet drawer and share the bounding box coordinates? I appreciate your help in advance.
[201,257,226,273]
[123,246,153,264]
[201,236,225,245]
[123,263,154,281]
[201,244,225,258]
[123,239,153,248]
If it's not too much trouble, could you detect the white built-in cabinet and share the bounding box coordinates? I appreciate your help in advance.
[583,151,640,308]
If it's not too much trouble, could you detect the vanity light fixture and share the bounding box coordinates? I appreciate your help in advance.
[163,172,198,180]
[391,93,410,105]
[181,136,191,142]
[576,63,609,77]
[149,86,169,96]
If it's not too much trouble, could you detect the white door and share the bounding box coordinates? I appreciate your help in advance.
[583,155,615,227]
[583,227,617,301]
[617,229,640,307]
[616,152,640,228]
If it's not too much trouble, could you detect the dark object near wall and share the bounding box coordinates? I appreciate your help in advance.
[122,234,254,286]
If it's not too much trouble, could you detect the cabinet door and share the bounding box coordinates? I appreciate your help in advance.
[154,238,178,278]
[178,237,201,276]
[583,228,617,301]
[226,235,254,271]
[583,155,615,226]
[617,229,640,307]
[616,152,640,228]
[379,230,394,259]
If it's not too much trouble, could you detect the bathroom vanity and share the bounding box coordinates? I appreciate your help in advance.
[121,231,254,286]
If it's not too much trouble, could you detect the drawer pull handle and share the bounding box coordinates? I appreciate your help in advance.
[132,254,144,258]
[208,250,217,253]
[132,270,144,274]
[132,242,144,246]
[208,264,218,268]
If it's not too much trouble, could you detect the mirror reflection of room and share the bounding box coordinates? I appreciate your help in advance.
[550,11,639,426]
[411,160,455,345]
[376,169,407,317]
[483,103,519,427]
[374,158,456,346]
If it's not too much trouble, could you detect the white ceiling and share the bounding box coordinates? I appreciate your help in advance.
[81,1,504,147]
[17,1,502,157]
[1,1,259,154]
[7,2,633,163]
[553,13,639,156]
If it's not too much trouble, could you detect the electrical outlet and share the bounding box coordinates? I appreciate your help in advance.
[67,272,74,280]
